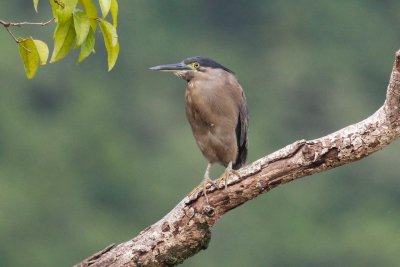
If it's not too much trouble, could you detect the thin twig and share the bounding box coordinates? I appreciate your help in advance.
[1,18,54,46]
[5,30,30,52]
[0,18,54,27]
[4,26,20,43]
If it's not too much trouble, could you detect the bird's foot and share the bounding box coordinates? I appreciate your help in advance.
[187,178,216,204]
[202,178,216,205]
[215,168,240,191]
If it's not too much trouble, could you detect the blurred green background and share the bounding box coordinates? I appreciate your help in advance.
[1,1,400,266]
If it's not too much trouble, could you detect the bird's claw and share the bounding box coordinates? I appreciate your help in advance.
[187,166,241,205]
[215,169,240,191]
[203,177,217,188]
[187,178,216,203]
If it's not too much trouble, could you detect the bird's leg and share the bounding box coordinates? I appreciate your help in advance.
[216,161,240,191]
[187,163,215,204]
[201,163,215,204]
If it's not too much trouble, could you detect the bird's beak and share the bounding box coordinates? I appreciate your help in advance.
[149,62,192,72]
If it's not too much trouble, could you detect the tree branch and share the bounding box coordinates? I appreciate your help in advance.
[1,18,54,43]
[75,50,400,267]
[0,18,54,27]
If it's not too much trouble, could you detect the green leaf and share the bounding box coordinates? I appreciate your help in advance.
[99,19,118,46]
[33,0,39,12]
[78,27,95,63]
[50,17,76,63]
[78,0,98,29]
[73,11,90,46]
[49,0,59,22]
[99,19,119,70]
[110,0,118,26]
[33,39,49,65]
[50,0,78,23]
[18,37,40,79]
[106,42,119,71]
[99,0,111,18]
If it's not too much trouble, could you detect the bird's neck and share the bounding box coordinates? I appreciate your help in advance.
[182,71,194,82]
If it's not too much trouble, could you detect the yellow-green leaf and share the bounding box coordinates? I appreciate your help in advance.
[33,39,49,65]
[99,19,119,70]
[50,17,76,63]
[50,0,78,23]
[99,19,118,46]
[110,0,118,26]
[49,0,59,22]
[99,0,111,18]
[78,27,95,63]
[33,0,39,12]
[78,0,97,29]
[73,11,90,46]
[18,37,40,79]
[106,42,119,71]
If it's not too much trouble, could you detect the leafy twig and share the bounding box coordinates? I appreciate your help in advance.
[0,18,54,46]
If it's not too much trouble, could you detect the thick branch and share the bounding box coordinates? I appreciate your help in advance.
[75,50,400,267]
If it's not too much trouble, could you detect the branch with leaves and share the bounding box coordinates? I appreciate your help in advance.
[1,0,119,79]
[75,50,400,266]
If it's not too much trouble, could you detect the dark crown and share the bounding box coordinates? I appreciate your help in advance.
[183,57,234,74]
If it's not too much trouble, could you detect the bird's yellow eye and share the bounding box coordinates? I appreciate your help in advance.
[193,62,200,69]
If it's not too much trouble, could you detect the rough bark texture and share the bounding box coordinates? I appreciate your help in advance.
[75,51,400,267]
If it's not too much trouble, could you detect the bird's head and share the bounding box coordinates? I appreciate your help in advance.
[150,56,234,81]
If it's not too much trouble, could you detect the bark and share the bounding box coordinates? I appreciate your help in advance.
[75,50,400,267]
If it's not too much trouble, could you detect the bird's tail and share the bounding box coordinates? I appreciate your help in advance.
[233,141,248,170]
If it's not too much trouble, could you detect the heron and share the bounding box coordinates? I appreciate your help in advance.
[150,57,248,204]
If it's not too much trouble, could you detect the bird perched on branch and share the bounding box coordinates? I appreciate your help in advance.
[150,57,248,204]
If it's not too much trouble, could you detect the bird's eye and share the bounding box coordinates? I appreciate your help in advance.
[193,62,200,69]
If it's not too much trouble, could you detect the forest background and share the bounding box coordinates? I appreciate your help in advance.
[1,1,399,266]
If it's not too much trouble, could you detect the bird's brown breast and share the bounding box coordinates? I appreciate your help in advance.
[185,78,239,166]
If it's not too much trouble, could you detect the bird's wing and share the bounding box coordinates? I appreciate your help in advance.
[233,91,248,169]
